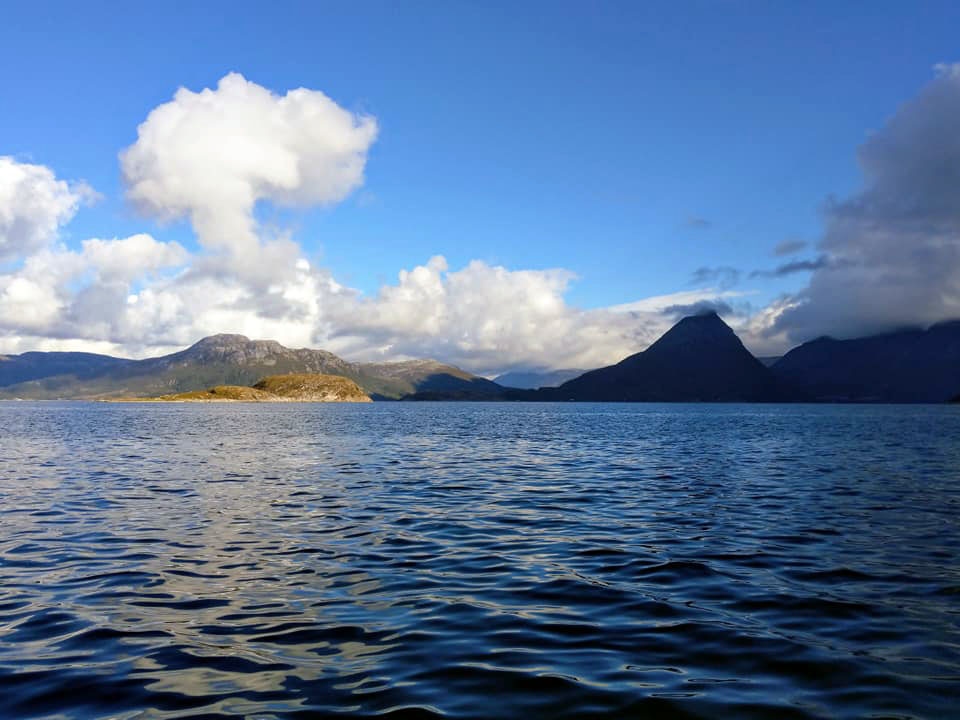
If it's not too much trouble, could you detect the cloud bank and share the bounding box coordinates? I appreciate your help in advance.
[320,255,684,374]
[769,63,960,342]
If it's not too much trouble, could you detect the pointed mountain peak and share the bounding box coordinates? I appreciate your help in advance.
[646,311,739,353]
[674,309,727,326]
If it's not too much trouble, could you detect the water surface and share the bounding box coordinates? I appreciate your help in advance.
[1,402,958,718]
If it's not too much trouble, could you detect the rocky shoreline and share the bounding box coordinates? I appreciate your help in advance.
[108,373,372,403]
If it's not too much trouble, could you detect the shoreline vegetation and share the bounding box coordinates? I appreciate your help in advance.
[107,373,371,403]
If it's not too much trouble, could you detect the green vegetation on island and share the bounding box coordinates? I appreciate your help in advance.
[114,373,372,403]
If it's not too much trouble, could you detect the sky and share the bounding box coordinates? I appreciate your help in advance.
[2,1,960,375]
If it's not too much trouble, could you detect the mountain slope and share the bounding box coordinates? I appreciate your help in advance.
[494,368,587,389]
[771,320,960,402]
[0,351,131,386]
[0,335,502,400]
[534,312,796,402]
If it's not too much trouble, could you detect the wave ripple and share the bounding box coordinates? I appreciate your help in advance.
[1,402,959,719]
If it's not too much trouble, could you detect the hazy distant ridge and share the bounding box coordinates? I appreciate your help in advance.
[494,368,587,389]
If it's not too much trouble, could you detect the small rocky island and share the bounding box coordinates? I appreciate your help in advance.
[119,373,372,403]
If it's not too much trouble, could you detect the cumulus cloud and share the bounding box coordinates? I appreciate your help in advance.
[82,234,187,282]
[0,74,740,372]
[0,76,383,360]
[120,72,377,286]
[0,234,188,343]
[0,157,92,263]
[318,256,680,374]
[769,63,960,342]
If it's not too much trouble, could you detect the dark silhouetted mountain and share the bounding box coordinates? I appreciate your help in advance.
[756,356,782,368]
[0,334,503,400]
[494,368,587,389]
[530,312,797,402]
[771,320,960,402]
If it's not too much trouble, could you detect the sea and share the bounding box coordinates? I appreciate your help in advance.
[1,401,958,719]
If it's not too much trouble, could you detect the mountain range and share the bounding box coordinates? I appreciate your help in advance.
[770,320,960,402]
[2,313,959,403]
[0,334,501,400]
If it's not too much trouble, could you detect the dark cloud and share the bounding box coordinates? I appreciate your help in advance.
[750,255,839,278]
[689,265,741,290]
[685,216,712,229]
[662,299,734,319]
[773,239,806,256]
[772,64,960,342]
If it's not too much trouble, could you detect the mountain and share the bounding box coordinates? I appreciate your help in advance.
[360,359,502,397]
[0,334,503,400]
[494,368,587,389]
[0,351,130,386]
[771,320,960,403]
[529,312,797,402]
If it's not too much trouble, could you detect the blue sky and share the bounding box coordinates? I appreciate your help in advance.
[2,2,960,370]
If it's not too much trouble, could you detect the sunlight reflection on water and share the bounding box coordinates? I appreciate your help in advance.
[1,401,959,718]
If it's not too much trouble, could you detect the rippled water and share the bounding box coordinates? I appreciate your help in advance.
[1,402,959,719]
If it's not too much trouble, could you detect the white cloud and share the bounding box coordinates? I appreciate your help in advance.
[0,246,85,333]
[1,75,380,358]
[0,75,738,373]
[0,234,189,343]
[82,233,187,281]
[120,72,377,287]
[0,236,733,371]
[609,288,744,314]
[318,255,721,374]
[0,157,91,263]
